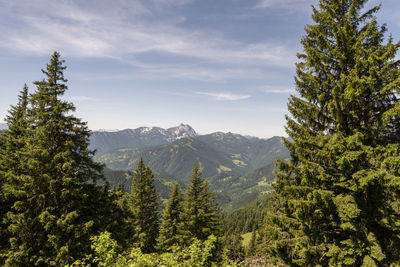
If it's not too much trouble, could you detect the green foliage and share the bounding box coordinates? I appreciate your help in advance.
[211,163,276,211]
[246,227,257,257]
[104,183,136,250]
[222,196,269,235]
[225,232,245,263]
[178,163,221,246]
[263,0,400,266]
[4,52,106,266]
[0,85,29,264]
[157,183,184,251]
[103,167,178,204]
[72,231,237,267]
[130,159,160,253]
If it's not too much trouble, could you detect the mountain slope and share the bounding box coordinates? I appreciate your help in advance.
[98,137,240,182]
[210,162,276,211]
[96,131,289,184]
[102,168,179,204]
[90,124,197,156]
[197,133,289,171]
[90,125,290,210]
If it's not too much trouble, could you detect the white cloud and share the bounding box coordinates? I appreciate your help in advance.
[0,0,297,81]
[255,0,313,10]
[259,86,295,94]
[196,92,252,101]
[151,0,192,7]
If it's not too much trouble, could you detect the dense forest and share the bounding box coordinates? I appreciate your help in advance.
[1,0,400,266]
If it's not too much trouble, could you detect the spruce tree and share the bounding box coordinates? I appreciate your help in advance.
[0,85,29,263]
[105,183,136,250]
[0,130,5,264]
[157,182,183,252]
[225,232,245,262]
[5,52,106,266]
[264,0,400,266]
[178,163,220,246]
[247,227,257,257]
[130,159,159,253]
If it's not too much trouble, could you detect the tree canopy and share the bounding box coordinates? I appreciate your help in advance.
[263,0,400,266]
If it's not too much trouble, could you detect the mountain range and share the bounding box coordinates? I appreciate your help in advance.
[89,124,197,155]
[91,124,289,210]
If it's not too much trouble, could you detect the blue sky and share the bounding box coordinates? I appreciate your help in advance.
[0,0,399,138]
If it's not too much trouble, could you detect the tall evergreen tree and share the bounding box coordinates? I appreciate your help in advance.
[0,128,5,264]
[157,182,183,251]
[178,163,220,246]
[105,183,136,250]
[130,159,159,253]
[5,52,106,266]
[225,231,245,263]
[0,85,29,263]
[263,0,400,266]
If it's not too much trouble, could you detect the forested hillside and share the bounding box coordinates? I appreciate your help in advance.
[94,129,288,210]
[89,124,197,156]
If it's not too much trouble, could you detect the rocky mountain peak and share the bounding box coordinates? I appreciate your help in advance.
[167,123,197,139]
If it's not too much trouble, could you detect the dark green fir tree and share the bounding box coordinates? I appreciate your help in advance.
[0,128,5,264]
[103,183,136,250]
[263,0,400,266]
[5,52,106,266]
[130,159,159,253]
[178,163,220,246]
[0,85,29,263]
[157,182,183,252]
[225,232,245,263]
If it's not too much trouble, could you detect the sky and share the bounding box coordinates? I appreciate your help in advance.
[0,0,399,138]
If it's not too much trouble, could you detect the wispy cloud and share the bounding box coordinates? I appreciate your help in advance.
[0,0,297,81]
[255,0,313,11]
[196,92,251,101]
[259,85,295,94]
[151,0,192,7]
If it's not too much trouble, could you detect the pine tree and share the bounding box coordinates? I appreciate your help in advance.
[225,232,245,262]
[103,183,136,250]
[130,159,159,253]
[178,163,220,246]
[5,52,106,266]
[264,0,400,266]
[157,182,183,252]
[0,130,5,264]
[0,85,29,263]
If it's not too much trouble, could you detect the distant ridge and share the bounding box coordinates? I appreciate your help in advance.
[96,128,288,180]
[89,123,197,155]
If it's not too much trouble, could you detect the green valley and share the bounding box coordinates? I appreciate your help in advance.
[93,127,289,210]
